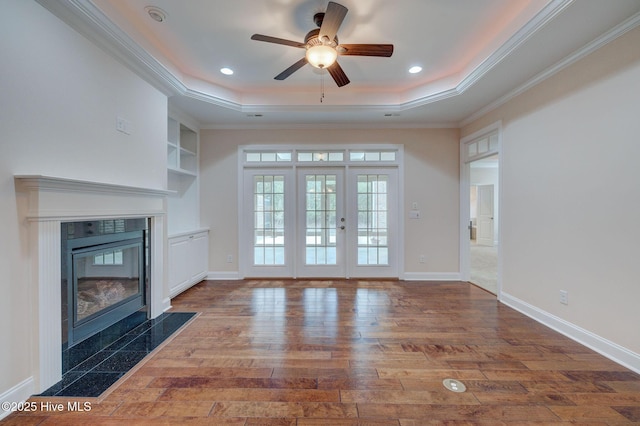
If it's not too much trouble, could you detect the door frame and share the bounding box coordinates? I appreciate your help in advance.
[238,144,404,279]
[460,122,503,298]
[296,167,346,278]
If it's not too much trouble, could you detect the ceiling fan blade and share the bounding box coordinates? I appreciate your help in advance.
[327,61,350,87]
[319,2,348,42]
[274,58,308,80]
[251,34,305,48]
[339,44,394,57]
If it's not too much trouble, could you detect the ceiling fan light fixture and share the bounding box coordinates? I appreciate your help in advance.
[306,45,338,69]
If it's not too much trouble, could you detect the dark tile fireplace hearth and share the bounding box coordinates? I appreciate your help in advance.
[42,312,195,397]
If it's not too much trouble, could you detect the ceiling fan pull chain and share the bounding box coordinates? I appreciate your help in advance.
[320,70,325,103]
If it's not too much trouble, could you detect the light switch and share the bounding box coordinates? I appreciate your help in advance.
[409,210,420,219]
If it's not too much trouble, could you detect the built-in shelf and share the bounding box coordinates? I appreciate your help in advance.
[167,117,198,177]
[168,166,197,177]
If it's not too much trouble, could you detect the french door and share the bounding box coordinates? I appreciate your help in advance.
[297,168,345,277]
[242,166,398,278]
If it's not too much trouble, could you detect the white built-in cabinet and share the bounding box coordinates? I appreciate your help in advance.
[166,112,208,297]
[168,230,209,297]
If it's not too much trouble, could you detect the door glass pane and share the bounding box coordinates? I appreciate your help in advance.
[253,175,285,265]
[356,175,389,265]
[305,174,337,265]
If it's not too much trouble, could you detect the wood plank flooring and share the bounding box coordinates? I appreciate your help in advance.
[6,280,640,425]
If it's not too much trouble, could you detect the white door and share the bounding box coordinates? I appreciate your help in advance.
[476,184,494,246]
[243,166,399,279]
[243,169,294,277]
[348,168,399,278]
[297,168,345,277]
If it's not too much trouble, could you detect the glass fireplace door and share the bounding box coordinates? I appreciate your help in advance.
[69,236,145,345]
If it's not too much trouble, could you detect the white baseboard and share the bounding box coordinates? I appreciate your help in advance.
[403,272,461,281]
[0,377,34,420]
[207,271,241,280]
[161,297,172,313]
[501,292,640,374]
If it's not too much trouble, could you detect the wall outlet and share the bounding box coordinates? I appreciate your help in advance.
[226,254,233,263]
[559,290,568,305]
[419,255,425,264]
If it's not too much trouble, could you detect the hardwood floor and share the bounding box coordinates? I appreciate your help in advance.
[5,280,640,425]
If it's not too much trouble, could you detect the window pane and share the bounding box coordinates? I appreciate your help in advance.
[478,138,489,154]
[365,152,380,161]
[277,152,291,161]
[247,153,261,162]
[304,174,337,265]
[489,134,499,151]
[253,175,285,265]
[298,152,313,162]
[357,174,389,265]
[350,152,365,161]
[380,152,396,161]
[262,152,276,162]
[328,152,344,161]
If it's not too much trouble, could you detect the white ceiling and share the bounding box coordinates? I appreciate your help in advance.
[39,0,640,128]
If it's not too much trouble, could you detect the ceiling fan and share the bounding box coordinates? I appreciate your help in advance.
[250,1,393,87]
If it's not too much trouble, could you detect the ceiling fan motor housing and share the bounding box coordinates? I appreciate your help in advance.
[304,29,338,48]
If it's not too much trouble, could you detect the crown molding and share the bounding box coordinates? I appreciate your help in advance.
[459,10,640,127]
[456,0,574,94]
[201,121,459,131]
[36,0,575,116]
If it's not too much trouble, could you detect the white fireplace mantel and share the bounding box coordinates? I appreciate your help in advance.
[14,175,171,393]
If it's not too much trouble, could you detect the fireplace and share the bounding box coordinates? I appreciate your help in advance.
[15,175,170,393]
[62,219,148,349]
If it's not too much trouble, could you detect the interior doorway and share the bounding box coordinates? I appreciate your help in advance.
[469,156,499,294]
[460,123,501,297]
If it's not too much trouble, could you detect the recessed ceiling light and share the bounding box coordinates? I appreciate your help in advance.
[409,66,422,74]
[220,68,234,75]
[145,6,167,23]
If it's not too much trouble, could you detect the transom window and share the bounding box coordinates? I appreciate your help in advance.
[243,146,400,166]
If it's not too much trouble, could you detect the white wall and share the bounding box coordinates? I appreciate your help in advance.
[462,26,640,357]
[0,0,167,401]
[199,128,460,278]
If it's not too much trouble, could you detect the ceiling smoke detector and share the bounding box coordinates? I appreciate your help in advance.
[145,6,167,23]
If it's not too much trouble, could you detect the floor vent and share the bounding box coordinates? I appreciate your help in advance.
[443,378,467,393]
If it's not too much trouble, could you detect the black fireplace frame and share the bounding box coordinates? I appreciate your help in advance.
[61,219,148,348]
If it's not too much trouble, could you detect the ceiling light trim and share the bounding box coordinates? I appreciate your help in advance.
[459,9,640,127]
[39,0,575,114]
[36,0,638,128]
[200,121,459,131]
[456,0,574,94]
